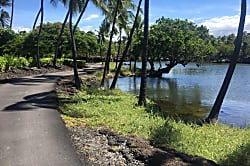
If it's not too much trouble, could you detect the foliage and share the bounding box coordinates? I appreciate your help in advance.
[132,17,216,74]
[59,85,250,165]
[1,22,100,60]
[0,27,16,55]
[0,55,30,71]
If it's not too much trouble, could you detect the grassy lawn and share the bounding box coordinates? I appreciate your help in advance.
[59,84,250,165]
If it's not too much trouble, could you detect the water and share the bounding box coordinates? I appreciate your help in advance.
[107,63,250,128]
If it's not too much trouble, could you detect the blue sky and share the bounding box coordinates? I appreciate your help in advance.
[4,0,250,37]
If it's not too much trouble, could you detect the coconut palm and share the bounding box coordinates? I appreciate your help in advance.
[138,0,149,106]
[32,0,44,68]
[110,0,143,90]
[9,0,13,28]
[0,9,9,28]
[205,0,247,123]
[53,0,106,67]
[97,19,109,63]
[69,0,81,89]
[0,0,10,28]
[100,0,136,88]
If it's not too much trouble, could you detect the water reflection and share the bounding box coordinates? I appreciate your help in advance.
[107,77,210,122]
[106,63,250,127]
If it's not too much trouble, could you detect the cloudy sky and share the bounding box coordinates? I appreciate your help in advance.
[4,0,250,37]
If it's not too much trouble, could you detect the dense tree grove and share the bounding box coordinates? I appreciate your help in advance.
[0,22,99,60]
[1,18,250,69]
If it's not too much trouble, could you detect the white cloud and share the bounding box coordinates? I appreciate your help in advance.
[83,14,99,21]
[200,15,250,37]
[80,25,95,32]
[12,26,31,33]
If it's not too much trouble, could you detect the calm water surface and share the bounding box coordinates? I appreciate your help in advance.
[107,63,250,128]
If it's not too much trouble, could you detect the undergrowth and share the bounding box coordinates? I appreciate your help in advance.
[59,85,250,165]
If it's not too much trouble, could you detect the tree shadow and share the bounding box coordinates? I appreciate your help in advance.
[0,74,65,86]
[220,143,250,166]
[3,90,57,111]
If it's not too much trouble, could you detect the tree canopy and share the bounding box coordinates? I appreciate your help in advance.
[133,17,216,77]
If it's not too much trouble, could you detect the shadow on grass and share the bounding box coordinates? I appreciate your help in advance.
[220,143,250,166]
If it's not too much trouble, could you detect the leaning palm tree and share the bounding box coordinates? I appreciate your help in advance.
[53,0,106,67]
[205,0,247,123]
[110,0,143,90]
[138,0,149,106]
[100,0,120,88]
[100,0,136,88]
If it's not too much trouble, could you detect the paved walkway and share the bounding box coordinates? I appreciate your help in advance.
[0,65,102,166]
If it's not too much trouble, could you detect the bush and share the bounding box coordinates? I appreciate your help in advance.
[0,56,30,72]
[0,56,7,72]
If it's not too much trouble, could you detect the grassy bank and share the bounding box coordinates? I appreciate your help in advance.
[59,84,250,165]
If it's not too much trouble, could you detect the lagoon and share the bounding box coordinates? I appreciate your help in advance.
[107,63,250,128]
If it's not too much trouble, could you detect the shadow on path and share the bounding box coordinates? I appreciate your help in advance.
[3,90,58,111]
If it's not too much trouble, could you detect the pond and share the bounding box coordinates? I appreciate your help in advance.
[106,63,250,128]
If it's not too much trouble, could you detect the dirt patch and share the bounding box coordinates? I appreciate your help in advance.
[0,65,72,83]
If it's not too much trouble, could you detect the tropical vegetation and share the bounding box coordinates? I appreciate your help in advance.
[0,0,249,164]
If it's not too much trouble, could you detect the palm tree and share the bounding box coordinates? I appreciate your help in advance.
[97,19,109,64]
[0,0,10,28]
[110,0,143,90]
[0,9,9,28]
[9,0,13,29]
[69,0,81,89]
[138,0,149,106]
[37,0,44,68]
[205,0,247,123]
[53,0,106,67]
[100,0,120,88]
[100,0,135,87]
[53,10,70,67]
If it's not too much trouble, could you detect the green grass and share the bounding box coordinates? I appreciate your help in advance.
[59,85,250,165]
[93,62,133,79]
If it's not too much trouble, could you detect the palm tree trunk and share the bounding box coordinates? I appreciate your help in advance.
[33,9,41,30]
[53,10,70,67]
[205,0,246,123]
[69,2,81,90]
[110,0,142,89]
[100,0,120,88]
[36,0,44,68]
[138,0,149,106]
[10,0,14,29]
[115,29,122,69]
[73,0,89,34]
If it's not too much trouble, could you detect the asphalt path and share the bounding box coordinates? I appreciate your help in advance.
[0,71,86,166]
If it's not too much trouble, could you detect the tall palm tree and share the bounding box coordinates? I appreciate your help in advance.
[100,0,135,87]
[37,0,44,68]
[69,0,81,89]
[205,0,247,123]
[110,0,143,90]
[32,0,44,68]
[100,0,120,88]
[138,0,149,106]
[0,9,9,28]
[0,0,10,28]
[53,0,106,67]
[9,0,13,29]
[97,19,109,64]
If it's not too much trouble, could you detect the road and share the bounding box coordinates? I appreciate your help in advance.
[0,71,85,166]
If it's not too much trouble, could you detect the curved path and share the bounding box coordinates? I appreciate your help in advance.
[0,69,96,166]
